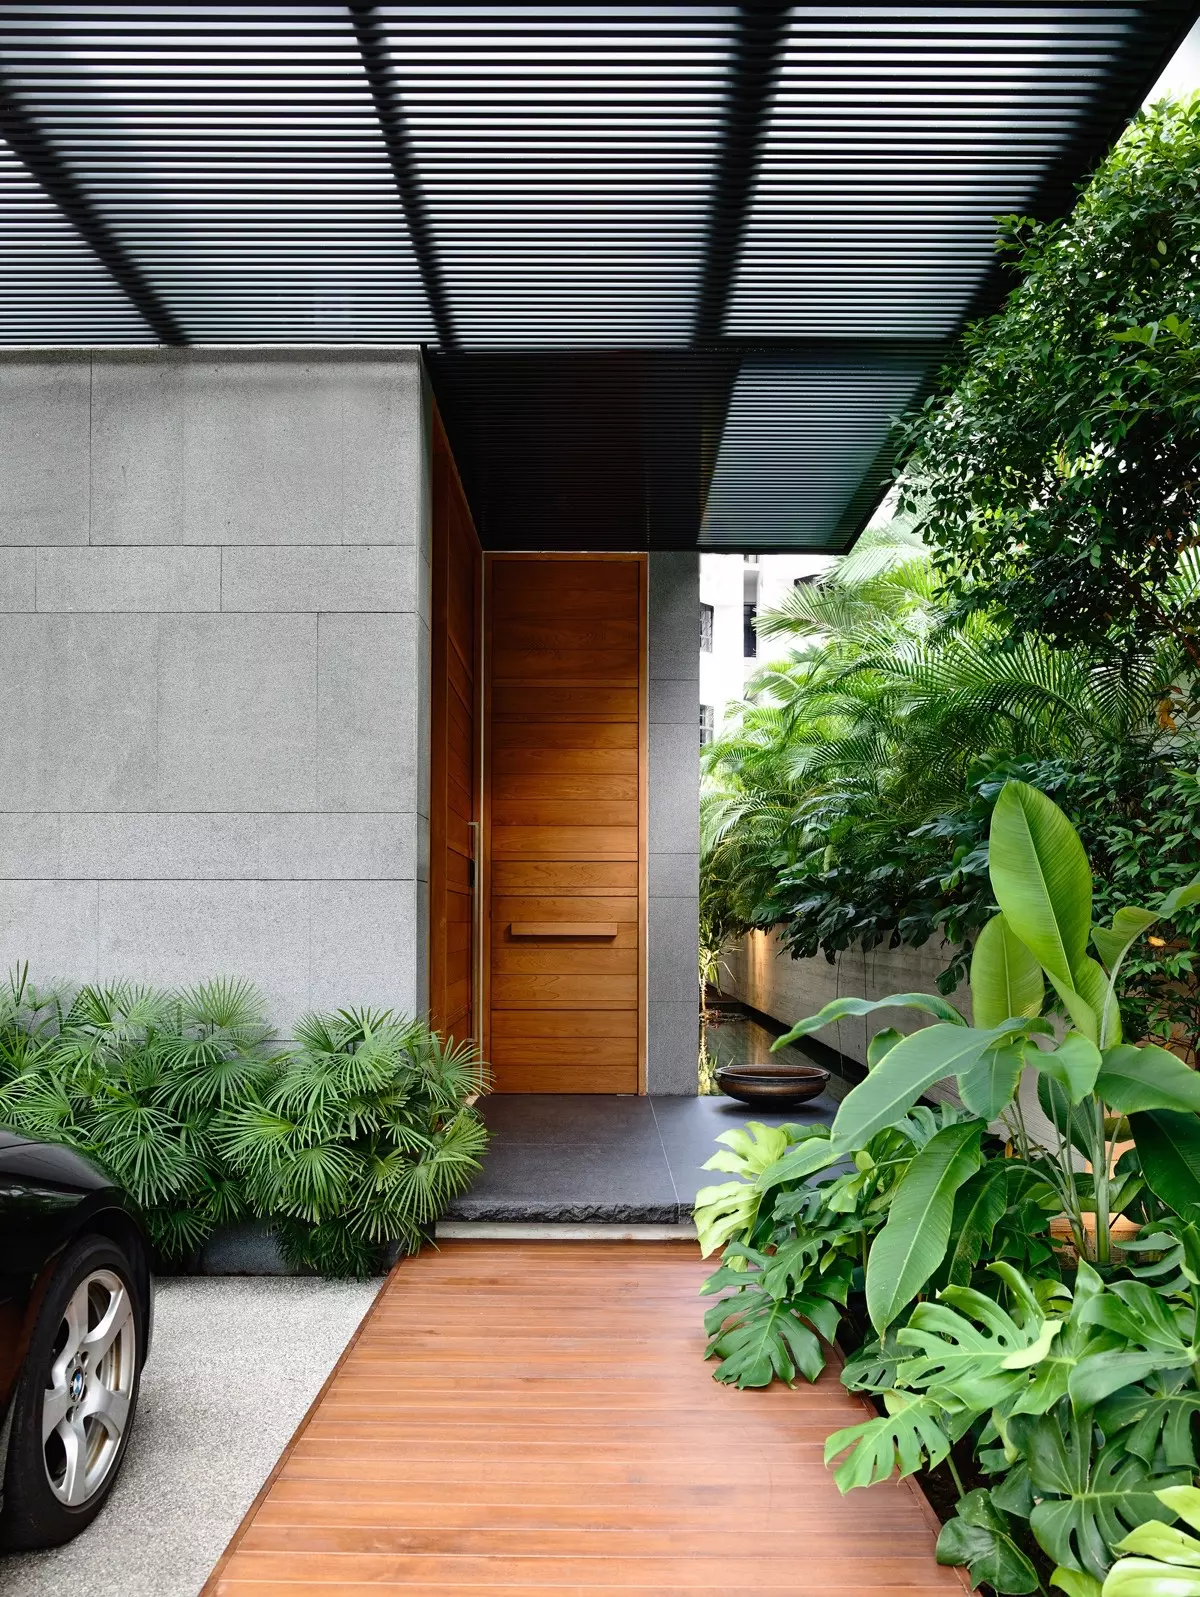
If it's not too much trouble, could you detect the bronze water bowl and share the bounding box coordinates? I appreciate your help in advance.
[713,1061,831,1108]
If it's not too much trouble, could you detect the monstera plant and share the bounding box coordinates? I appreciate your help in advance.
[767,779,1200,1319]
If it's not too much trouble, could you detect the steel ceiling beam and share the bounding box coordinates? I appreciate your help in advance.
[693,3,790,343]
[0,65,185,345]
[349,2,458,353]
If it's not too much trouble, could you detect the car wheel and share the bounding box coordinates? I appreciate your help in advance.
[0,1234,144,1550]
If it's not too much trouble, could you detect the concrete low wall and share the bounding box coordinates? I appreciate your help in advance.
[723,931,1072,1141]
[723,928,972,1065]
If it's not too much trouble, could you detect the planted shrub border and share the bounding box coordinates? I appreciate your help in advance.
[697,781,1200,1597]
[0,975,489,1277]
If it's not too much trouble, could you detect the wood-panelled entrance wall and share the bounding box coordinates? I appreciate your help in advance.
[483,554,647,1094]
[428,412,482,1044]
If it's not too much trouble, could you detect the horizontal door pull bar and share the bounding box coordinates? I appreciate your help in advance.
[510,922,618,938]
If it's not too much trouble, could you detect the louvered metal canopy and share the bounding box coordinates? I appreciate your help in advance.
[1,3,1195,550]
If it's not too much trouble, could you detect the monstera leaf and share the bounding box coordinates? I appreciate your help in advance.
[936,1488,1040,1595]
[695,1122,830,1254]
[1099,1369,1200,1473]
[1103,1485,1200,1596]
[703,1288,824,1388]
[754,1127,844,1197]
[1008,1263,1111,1420]
[823,1389,959,1492]
[702,1241,851,1389]
[1010,1407,1185,1581]
[889,1267,1060,1415]
[1071,1279,1195,1411]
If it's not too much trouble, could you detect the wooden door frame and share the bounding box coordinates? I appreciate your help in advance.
[481,552,649,1095]
[427,404,483,1044]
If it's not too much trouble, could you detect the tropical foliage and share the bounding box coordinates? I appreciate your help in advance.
[898,95,1200,665]
[1104,1484,1200,1596]
[697,781,1200,1594]
[0,970,489,1276]
[700,519,1200,1045]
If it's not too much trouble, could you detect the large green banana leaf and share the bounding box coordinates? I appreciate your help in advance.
[865,1119,985,1331]
[989,780,1093,990]
[972,911,1045,1029]
[831,1018,1046,1149]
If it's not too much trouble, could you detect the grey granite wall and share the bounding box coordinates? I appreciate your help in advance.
[0,348,430,1027]
[647,552,700,1093]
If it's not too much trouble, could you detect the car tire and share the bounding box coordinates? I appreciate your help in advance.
[0,1234,144,1550]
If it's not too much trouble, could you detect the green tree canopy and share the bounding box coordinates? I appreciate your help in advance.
[901,96,1200,665]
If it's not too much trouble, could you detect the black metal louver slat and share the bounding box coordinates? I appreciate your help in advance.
[0,2,1195,553]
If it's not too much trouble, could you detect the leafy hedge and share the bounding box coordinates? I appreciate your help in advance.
[0,971,489,1276]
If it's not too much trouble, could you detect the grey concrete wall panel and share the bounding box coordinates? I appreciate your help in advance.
[724,930,973,1068]
[35,546,221,613]
[0,356,91,546]
[647,722,702,856]
[0,549,36,610]
[0,349,428,1029]
[220,546,414,613]
[98,880,312,1021]
[90,351,423,548]
[648,1001,703,1097]
[648,851,699,899]
[256,813,417,883]
[0,881,99,982]
[309,880,419,1017]
[649,676,700,724]
[0,814,62,879]
[316,613,420,814]
[647,551,700,1094]
[157,614,318,812]
[0,616,160,811]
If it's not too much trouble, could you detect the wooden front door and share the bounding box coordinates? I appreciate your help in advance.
[428,411,481,1044]
[484,554,647,1093]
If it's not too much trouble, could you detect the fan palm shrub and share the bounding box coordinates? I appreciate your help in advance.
[219,1007,489,1276]
[0,975,275,1258]
[0,976,489,1276]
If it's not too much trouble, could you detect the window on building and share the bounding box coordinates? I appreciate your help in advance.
[700,703,715,746]
[743,603,757,659]
[700,602,713,653]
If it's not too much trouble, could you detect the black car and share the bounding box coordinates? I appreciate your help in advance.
[0,1130,152,1549]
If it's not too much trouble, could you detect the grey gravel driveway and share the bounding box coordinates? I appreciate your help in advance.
[1,1274,379,1597]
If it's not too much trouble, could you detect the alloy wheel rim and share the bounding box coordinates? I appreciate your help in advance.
[41,1268,136,1507]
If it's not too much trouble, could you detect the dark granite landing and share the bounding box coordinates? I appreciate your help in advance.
[445,1091,839,1224]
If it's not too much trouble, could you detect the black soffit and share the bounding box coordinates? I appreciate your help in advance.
[0,6,1196,553]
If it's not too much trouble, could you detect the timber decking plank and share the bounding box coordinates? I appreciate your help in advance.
[203,1243,969,1596]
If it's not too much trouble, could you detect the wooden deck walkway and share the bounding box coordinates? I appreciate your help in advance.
[203,1241,969,1595]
